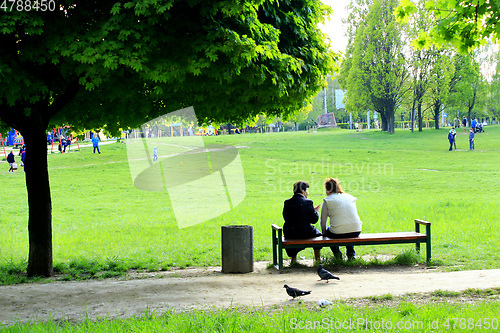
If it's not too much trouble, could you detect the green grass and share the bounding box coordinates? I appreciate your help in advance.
[2,290,500,332]
[319,249,421,268]
[1,126,500,284]
[1,127,500,330]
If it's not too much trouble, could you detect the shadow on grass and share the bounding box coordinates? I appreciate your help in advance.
[267,250,443,271]
[0,256,133,285]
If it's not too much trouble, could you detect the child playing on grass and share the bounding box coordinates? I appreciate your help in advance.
[92,134,100,154]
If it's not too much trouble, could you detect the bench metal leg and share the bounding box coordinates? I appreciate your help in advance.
[415,222,421,255]
[415,220,431,263]
[426,223,431,263]
[278,228,284,270]
[272,227,284,270]
[272,228,277,268]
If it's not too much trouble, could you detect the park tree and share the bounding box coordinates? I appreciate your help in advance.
[340,0,409,133]
[0,0,336,277]
[426,48,455,129]
[487,50,500,121]
[448,52,484,125]
[338,0,371,122]
[404,0,447,132]
[395,0,500,52]
[338,20,371,121]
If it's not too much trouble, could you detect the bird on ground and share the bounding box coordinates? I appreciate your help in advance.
[318,299,333,307]
[317,264,340,283]
[283,284,311,299]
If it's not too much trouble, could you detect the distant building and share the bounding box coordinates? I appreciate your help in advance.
[335,89,345,110]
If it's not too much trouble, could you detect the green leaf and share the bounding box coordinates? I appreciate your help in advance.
[111,3,121,15]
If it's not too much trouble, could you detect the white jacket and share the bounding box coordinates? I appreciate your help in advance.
[320,193,362,234]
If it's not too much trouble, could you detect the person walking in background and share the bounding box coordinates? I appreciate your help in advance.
[7,150,15,173]
[19,146,26,170]
[153,146,158,161]
[21,147,26,172]
[471,118,477,132]
[448,128,455,151]
[469,127,475,151]
[462,116,467,133]
[92,134,100,154]
[18,145,25,166]
[454,117,461,129]
[451,127,457,150]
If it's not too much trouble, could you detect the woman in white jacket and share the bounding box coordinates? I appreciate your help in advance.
[320,178,362,261]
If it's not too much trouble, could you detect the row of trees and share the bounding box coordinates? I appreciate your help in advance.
[329,0,500,134]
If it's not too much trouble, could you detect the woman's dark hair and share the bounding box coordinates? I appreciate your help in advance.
[293,181,309,194]
[325,178,344,194]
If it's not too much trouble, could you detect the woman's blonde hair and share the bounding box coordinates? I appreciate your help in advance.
[325,178,344,194]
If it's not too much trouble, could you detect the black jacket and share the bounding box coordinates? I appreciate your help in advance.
[282,193,320,239]
[7,152,15,163]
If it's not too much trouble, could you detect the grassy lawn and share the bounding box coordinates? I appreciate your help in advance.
[1,125,500,330]
[1,125,499,282]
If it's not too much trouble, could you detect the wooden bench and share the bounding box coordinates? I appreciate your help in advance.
[272,219,431,270]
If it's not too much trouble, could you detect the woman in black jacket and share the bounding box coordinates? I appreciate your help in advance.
[282,181,322,264]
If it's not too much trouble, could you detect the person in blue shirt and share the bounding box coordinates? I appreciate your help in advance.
[153,146,158,161]
[20,147,26,172]
[448,128,455,151]
[469,127,475,150]
[92,134,100,154]
[471,118,477,132]
[19,146,26,166]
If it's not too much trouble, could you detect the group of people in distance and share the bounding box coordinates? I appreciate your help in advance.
[282,179,362,264]
[455,116,484,134]
[448,127,475,151]
[449,117,481,151]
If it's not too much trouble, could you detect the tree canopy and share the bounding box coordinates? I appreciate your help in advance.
[0,0,337,276]
[1,0,336,132]
[395,0,500,52]
[339,0,408,133]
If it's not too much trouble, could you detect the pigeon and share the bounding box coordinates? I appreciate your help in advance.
[318,299,333,307]
[284,284,311,299]
[317,264,340,283]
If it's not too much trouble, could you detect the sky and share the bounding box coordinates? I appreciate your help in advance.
[318,0,351,53]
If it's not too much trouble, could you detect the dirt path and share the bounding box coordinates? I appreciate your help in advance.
[1,262,500,325]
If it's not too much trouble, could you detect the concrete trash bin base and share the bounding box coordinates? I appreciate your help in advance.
[221,225,253,273]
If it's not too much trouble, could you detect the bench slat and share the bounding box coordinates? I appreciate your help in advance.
[282,232,427,246]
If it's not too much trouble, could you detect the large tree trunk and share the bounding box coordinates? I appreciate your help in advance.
[23,121,53,277]
[386,110,395,134]
[380,112,388,132]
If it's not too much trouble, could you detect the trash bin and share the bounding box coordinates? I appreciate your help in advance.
[221,225,253,273]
